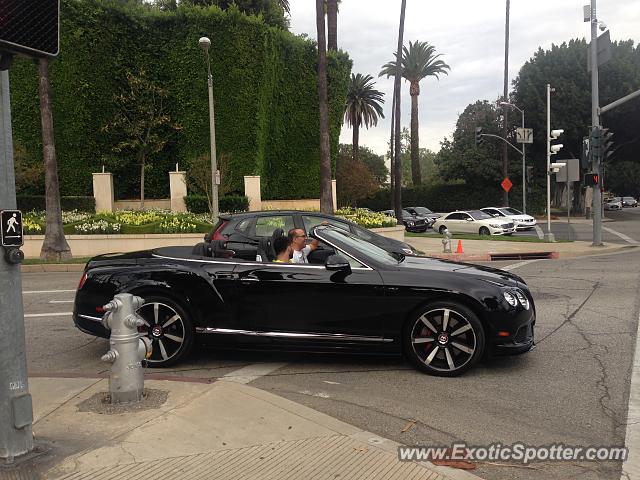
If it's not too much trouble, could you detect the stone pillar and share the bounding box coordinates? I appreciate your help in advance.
[244,176,261,211]
[92,173,114,213]
[331,179,337,211]
[169,171,187,212]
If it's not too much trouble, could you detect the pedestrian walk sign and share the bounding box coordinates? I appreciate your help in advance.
[1,210,23,247]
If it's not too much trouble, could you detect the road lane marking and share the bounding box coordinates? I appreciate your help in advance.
[534,226,544,239]
[24,312,73,318]
[603,226,639,245]
[621,310,640,479]
[23,289,76,294]
[222,363,287,384]
[48,300,74,304]
[502,260,541,271]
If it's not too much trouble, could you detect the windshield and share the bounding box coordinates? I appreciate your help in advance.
[502,207,523,215]
[469,210,493,220]
[413,207,433,215]
[315,227,399,266]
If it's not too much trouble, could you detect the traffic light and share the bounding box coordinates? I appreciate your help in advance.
[601,128,614,162]
[581,136,590,170]
[584,172,599,186]
[475,127,484,146]
[590,126,601,164]
[0,0,60,59]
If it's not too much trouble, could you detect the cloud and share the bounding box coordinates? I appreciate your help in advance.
[290,0,639,156]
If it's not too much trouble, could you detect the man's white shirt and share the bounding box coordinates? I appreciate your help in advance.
[291,245,311,264]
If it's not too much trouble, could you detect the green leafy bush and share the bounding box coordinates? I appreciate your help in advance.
[335,207,396,229]
[10,1,350,200]
[185,194,249,214]
[17,196,96,212]
[361,184,545,215]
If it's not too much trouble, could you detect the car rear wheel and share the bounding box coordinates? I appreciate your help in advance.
[479,227,490,236]
[135,295,195,367]
[403,301,485,377]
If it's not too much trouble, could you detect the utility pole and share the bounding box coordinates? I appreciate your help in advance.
[0,68,33,462]
[589,0,603,246]
[501,0,511,207]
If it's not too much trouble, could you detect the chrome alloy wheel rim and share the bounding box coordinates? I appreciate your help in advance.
[410,308,477,372]
[136,302,186,364]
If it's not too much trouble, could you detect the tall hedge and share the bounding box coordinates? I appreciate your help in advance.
[9,1,351,201]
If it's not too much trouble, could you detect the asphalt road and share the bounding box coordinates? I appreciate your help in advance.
[19,211,640,480]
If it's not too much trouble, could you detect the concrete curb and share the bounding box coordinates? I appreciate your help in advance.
[21,264,85,273]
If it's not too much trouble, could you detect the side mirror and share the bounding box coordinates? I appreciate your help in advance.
[466,218,474,222]
[325,254,351,271]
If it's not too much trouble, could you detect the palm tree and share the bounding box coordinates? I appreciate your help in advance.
[316,0,333,213]
[391,0,406,220]
[381,41,450,186]
[38,58,71,261]
[344,74,385,163]
[326,0,338,51]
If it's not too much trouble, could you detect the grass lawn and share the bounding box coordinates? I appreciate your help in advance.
[406,232,572,243]
[23,256,93,265]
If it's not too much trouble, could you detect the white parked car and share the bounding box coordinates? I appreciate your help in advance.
[481,207,537,231]
[604,197,623,210]
[433,210,516,236]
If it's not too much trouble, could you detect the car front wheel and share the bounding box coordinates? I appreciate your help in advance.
[479,226,490,236]
[438,225,448,234]
[403,301,485,376]
[135,295,195,367]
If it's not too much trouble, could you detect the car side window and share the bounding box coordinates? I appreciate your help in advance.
[302,215,350,233]
[446,213,461,220]
[461,213,472,221]
[255,215,295,237]
[235,218,252,233]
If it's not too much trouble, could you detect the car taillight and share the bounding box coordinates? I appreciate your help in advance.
[77,272,88,290]
[212,220,229,241]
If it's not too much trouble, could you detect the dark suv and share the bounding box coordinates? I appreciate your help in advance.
[208,210,416,260]
[380,209,432,232]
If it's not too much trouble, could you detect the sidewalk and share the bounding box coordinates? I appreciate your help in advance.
[408,237,634,262]
[5,376,482,480]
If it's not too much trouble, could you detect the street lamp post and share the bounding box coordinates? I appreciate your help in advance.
[500,102,526,213]
[199,37,219,224]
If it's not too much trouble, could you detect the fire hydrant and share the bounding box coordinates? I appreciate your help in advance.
[100,293,153,404]
[442,228,452,253]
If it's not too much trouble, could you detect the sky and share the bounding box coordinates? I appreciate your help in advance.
[288,0,640,156]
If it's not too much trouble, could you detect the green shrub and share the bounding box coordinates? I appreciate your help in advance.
[16,196,96,212]
[10,1,350,200]
[185,194,249,214]
[361,184,545,215]
[184,195,209,214]
[220,195,250,213]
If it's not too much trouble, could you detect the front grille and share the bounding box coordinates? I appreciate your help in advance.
[504,223,514,229]
[415,220,425,226]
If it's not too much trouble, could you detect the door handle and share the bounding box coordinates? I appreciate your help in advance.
[240,273,260,283]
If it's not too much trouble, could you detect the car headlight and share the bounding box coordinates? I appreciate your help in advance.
[514,290,530,310]
[407,221,414,226]
[489,224,501,228]
[503,291,518,307]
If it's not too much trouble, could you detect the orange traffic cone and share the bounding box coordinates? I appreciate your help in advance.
[456,240,464,254]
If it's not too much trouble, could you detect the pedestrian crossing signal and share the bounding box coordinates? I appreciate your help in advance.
[584,173,599,187]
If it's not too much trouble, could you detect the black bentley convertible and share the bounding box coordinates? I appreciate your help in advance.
[73,226,535,376]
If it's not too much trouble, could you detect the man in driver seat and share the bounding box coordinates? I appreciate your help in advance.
[288,228,319,264]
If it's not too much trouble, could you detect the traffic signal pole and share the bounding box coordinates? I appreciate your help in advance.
[590,0,603,246]
[0,69,33,461]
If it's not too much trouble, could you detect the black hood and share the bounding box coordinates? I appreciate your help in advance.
[398,255,524,287]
